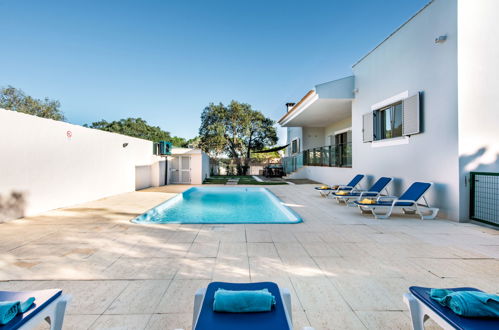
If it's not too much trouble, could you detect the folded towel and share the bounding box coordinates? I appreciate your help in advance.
[0,297,35,325]
[213,288,276,313]
[430,289,499,318]
[336,191,349,196]
[360,198,375,204]
[318,185,330,190]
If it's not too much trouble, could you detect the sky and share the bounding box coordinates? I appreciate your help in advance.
[1,0,429,140]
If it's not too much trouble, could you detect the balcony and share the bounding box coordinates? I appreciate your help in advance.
[283,143,352,174]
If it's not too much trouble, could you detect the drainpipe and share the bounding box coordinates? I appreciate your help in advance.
[164,157,168,185]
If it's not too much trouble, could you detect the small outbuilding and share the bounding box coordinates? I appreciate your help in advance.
[167,148,210,184]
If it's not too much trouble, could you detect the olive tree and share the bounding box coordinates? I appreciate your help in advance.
[199,100,277,175]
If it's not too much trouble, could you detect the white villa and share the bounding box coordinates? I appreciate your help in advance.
[280,0,499,222]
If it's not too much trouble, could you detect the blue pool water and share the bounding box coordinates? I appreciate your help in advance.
[132,187,302,224]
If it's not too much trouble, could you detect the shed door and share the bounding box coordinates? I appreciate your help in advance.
[180,156,191,184]
[170,157,180,184]
[170,156,191,184]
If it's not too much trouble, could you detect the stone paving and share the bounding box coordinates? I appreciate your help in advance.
[0,184,497,330]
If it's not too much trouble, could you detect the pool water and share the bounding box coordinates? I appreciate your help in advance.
[132,187,302,224]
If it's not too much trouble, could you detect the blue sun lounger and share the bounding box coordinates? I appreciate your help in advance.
[0,289,70,330]
[192,282,314,330]
[404,286,499,330]
[354,182,439,219]
[314,174,364,197]
[333,177,392,205]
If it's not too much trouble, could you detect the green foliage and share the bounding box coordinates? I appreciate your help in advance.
[85,117,188,146]
[198,100,278,174]
[186,136,201,148]
[0,85,64,121]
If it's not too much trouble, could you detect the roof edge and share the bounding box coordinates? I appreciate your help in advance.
[277,90,316,125]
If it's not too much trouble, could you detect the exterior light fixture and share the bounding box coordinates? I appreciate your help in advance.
[435,35,447,44]
[123,143,129,148]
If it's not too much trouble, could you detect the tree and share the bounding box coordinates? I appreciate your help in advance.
[186,136,201,148]
[199,100,278,175]
[85,117,188,146]
[0,85,64,121]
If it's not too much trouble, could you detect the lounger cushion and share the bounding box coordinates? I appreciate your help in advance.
[336,177,391,198]
[354,200,414,207]
[315,187,352,191]
[335,192,377,197]
[195,282,289,330]
[399,182,431,201]
[409,286,499,330]
[0,289,62,330]
[369,177,392,193]
[347,174,364,187]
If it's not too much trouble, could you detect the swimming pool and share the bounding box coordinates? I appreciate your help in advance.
[132,187,302,224]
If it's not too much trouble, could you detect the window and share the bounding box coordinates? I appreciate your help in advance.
[291,138,299,154]
[335,132,349,167]
[362,92,421,144]
[374,102,403,140]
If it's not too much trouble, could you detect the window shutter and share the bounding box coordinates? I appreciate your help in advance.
[402,93,421,135]
[362,112,374,142]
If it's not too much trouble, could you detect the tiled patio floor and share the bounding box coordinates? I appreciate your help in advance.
[0,184,498,329]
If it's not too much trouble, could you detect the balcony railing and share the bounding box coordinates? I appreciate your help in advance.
[283,143,352,174]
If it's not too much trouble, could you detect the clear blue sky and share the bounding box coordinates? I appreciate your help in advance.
[1,0,428,140]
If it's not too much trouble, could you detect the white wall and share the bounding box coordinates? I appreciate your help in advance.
[201,153,210,182]
[457,0,499,220]
[324,117,352,145]
[287,165,356,186]
[135,165,153,190]
[0,109,161,218]
[351,0,459,219]
[190,155,203,184]
[249,165,264,176]
[147,158,166,188]
[286,127,303,155]
[302,127,325,150]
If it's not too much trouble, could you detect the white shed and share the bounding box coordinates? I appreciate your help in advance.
[167,148,210,184]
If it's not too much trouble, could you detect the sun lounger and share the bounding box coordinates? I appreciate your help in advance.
[354,182,439,219]
[333,177,392,204]
[0,289,70,330]
[314,174,364,197]
[191,282,314,330]
[403,286,499,330]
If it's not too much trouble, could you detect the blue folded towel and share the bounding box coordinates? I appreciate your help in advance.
[430,289,499,318]
[213,288,276,313]
[0,297,35,325]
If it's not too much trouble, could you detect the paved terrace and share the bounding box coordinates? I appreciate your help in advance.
[0,185,498,330]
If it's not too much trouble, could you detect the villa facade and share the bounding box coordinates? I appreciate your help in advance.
[280,0,499,222]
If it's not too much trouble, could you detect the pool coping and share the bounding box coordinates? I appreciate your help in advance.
[131,186,303,224]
